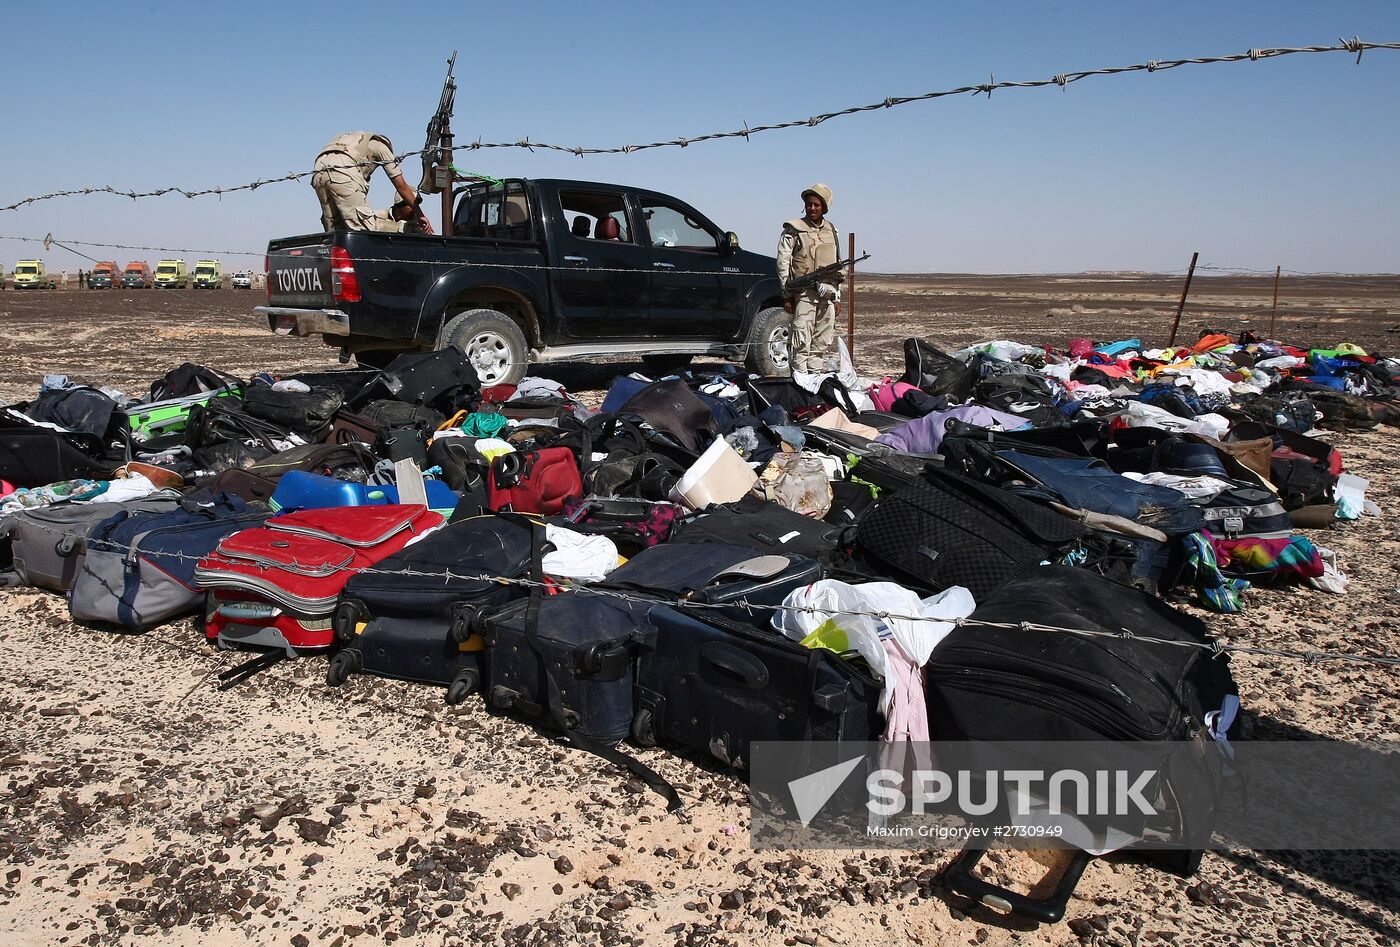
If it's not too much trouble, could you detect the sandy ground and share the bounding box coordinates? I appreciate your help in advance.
[1,276,1398,946]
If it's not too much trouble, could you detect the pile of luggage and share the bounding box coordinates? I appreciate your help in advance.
[1,331,1396,922]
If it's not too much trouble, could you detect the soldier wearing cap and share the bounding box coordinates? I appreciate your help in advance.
[311,131,434,234]
[775,183,840,374]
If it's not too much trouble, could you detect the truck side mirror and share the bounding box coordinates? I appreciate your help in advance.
[720,231,740,255]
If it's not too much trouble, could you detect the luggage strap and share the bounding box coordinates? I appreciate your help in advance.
[216,651,285,690]
[517,518,682,812]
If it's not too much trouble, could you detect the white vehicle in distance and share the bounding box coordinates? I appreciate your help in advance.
[231,271,253,289]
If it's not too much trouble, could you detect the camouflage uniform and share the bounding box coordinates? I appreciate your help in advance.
[775,186,840,374]
[312,131,406,233]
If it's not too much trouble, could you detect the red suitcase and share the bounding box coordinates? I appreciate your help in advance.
[195,504,443,655]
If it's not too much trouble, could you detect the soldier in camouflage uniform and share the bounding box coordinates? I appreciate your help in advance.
[775,183,839,374]
[312,131,434,234]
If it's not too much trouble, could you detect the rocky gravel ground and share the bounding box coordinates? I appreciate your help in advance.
[1,277,1397,945]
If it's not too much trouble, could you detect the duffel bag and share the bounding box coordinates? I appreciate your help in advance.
[241,385,344,437]
[0,419,116,488]
[902,338,975,401]
[487,447,581,515]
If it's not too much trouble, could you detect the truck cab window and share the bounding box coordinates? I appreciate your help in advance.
[558,191,632,243]
[453,181,534,241]
[639,201,715,250]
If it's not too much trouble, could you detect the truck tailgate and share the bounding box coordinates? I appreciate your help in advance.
[267,238,335,309]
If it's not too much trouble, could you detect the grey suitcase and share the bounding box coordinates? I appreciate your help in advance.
[0,493,182,591]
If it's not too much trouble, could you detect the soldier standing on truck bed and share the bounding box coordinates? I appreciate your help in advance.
[311,131,435,235]
[775,183,840,375]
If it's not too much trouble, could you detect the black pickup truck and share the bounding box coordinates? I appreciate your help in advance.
[258,178,792,384]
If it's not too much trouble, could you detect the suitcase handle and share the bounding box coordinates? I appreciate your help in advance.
[698,642,769,689]
[943,846,1091,924]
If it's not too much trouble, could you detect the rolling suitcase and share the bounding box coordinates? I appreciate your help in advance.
[328,514,533,701]
[197,505,443,655]
[484,538,813,808]
[68,493,268,630]
[629,546,879,770]
[930,566,1238,923]
[0,493,181,591]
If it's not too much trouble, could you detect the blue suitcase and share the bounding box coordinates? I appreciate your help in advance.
[268,470,460,515]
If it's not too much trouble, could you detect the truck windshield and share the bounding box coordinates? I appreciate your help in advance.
[17,265,36,274]
[158,266,176,274]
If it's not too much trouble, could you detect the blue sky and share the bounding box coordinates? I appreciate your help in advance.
[3,1,1397,274]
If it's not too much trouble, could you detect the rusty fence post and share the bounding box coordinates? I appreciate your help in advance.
[1270,265,1281,338]
[1167,251,1199,348]
[846,232,856,360]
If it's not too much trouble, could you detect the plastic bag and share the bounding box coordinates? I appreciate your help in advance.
[774,579,976,713]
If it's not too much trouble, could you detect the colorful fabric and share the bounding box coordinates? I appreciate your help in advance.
[1212,533,1325,580]
[1182,531,1249,613]
[460,412,510,437]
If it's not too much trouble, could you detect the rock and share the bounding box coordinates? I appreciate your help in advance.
[414,784,436,799]
[39,706,79,717]
[291,936,310,947]
[719,891,745,911]
[294,819,332,845]
[501,883,522,901]
[554,856,574,875]
[435,905,453,919]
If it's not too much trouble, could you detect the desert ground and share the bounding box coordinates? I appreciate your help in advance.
[1,275,1398,946]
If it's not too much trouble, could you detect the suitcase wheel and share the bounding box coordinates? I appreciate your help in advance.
[445,668,481,705]
[630,707,657,747]
[451,604,484,643]
[333,601,368,643]
[325,649,362,687]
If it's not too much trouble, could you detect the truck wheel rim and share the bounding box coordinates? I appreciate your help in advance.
[466,331,512,383]
[768,325,791,371]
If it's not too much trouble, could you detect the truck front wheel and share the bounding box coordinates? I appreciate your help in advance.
[440,308,528,386]
[744,306,793,376]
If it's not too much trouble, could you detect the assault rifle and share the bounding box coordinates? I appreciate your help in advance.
[418,51,457,196]
[784,251,870,298]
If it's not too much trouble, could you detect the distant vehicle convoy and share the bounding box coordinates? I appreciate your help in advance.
[122,261,153,288]
[12,260,56,289]
[154,259,189,289]
[193,259,224,289]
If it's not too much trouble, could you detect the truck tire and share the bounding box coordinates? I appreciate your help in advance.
[439,309,528,385]
[744,306,792,376]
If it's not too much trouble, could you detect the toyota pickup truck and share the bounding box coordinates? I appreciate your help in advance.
[259,178,791,383]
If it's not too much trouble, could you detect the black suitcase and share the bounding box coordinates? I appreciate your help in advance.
[634,596,879,769]
[930,566,1238,922]
[854,466,1084,598]
[329,514,532,701]
[483,539,819,808]
[0,421,116,488]
[669,494,847,560]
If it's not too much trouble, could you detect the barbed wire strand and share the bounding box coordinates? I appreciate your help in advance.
[2,39,1396,214]
[4,517,1388,669]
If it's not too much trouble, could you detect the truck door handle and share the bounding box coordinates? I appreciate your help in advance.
[652,262,675,270]
[563,255,589,264]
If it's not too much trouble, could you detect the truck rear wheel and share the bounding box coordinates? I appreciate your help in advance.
[440,309,528,386]
[744,306,793,376]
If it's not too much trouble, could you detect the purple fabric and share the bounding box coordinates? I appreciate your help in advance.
[874,405,1029,454]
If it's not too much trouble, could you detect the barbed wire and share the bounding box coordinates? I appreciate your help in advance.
[2,39,1396,214]
[0,516,1384,669]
